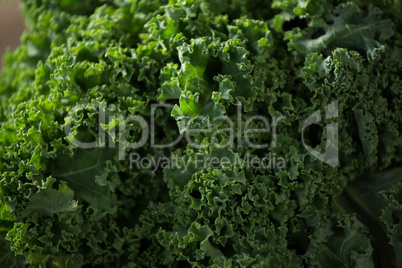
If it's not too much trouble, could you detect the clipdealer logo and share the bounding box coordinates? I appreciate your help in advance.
[64,101,339,168]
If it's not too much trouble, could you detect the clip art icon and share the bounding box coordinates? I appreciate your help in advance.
[302,101,339,167]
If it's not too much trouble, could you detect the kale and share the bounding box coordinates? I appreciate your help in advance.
[0,0,401,267]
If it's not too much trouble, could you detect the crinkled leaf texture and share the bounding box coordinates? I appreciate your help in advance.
[0,0,401,267]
